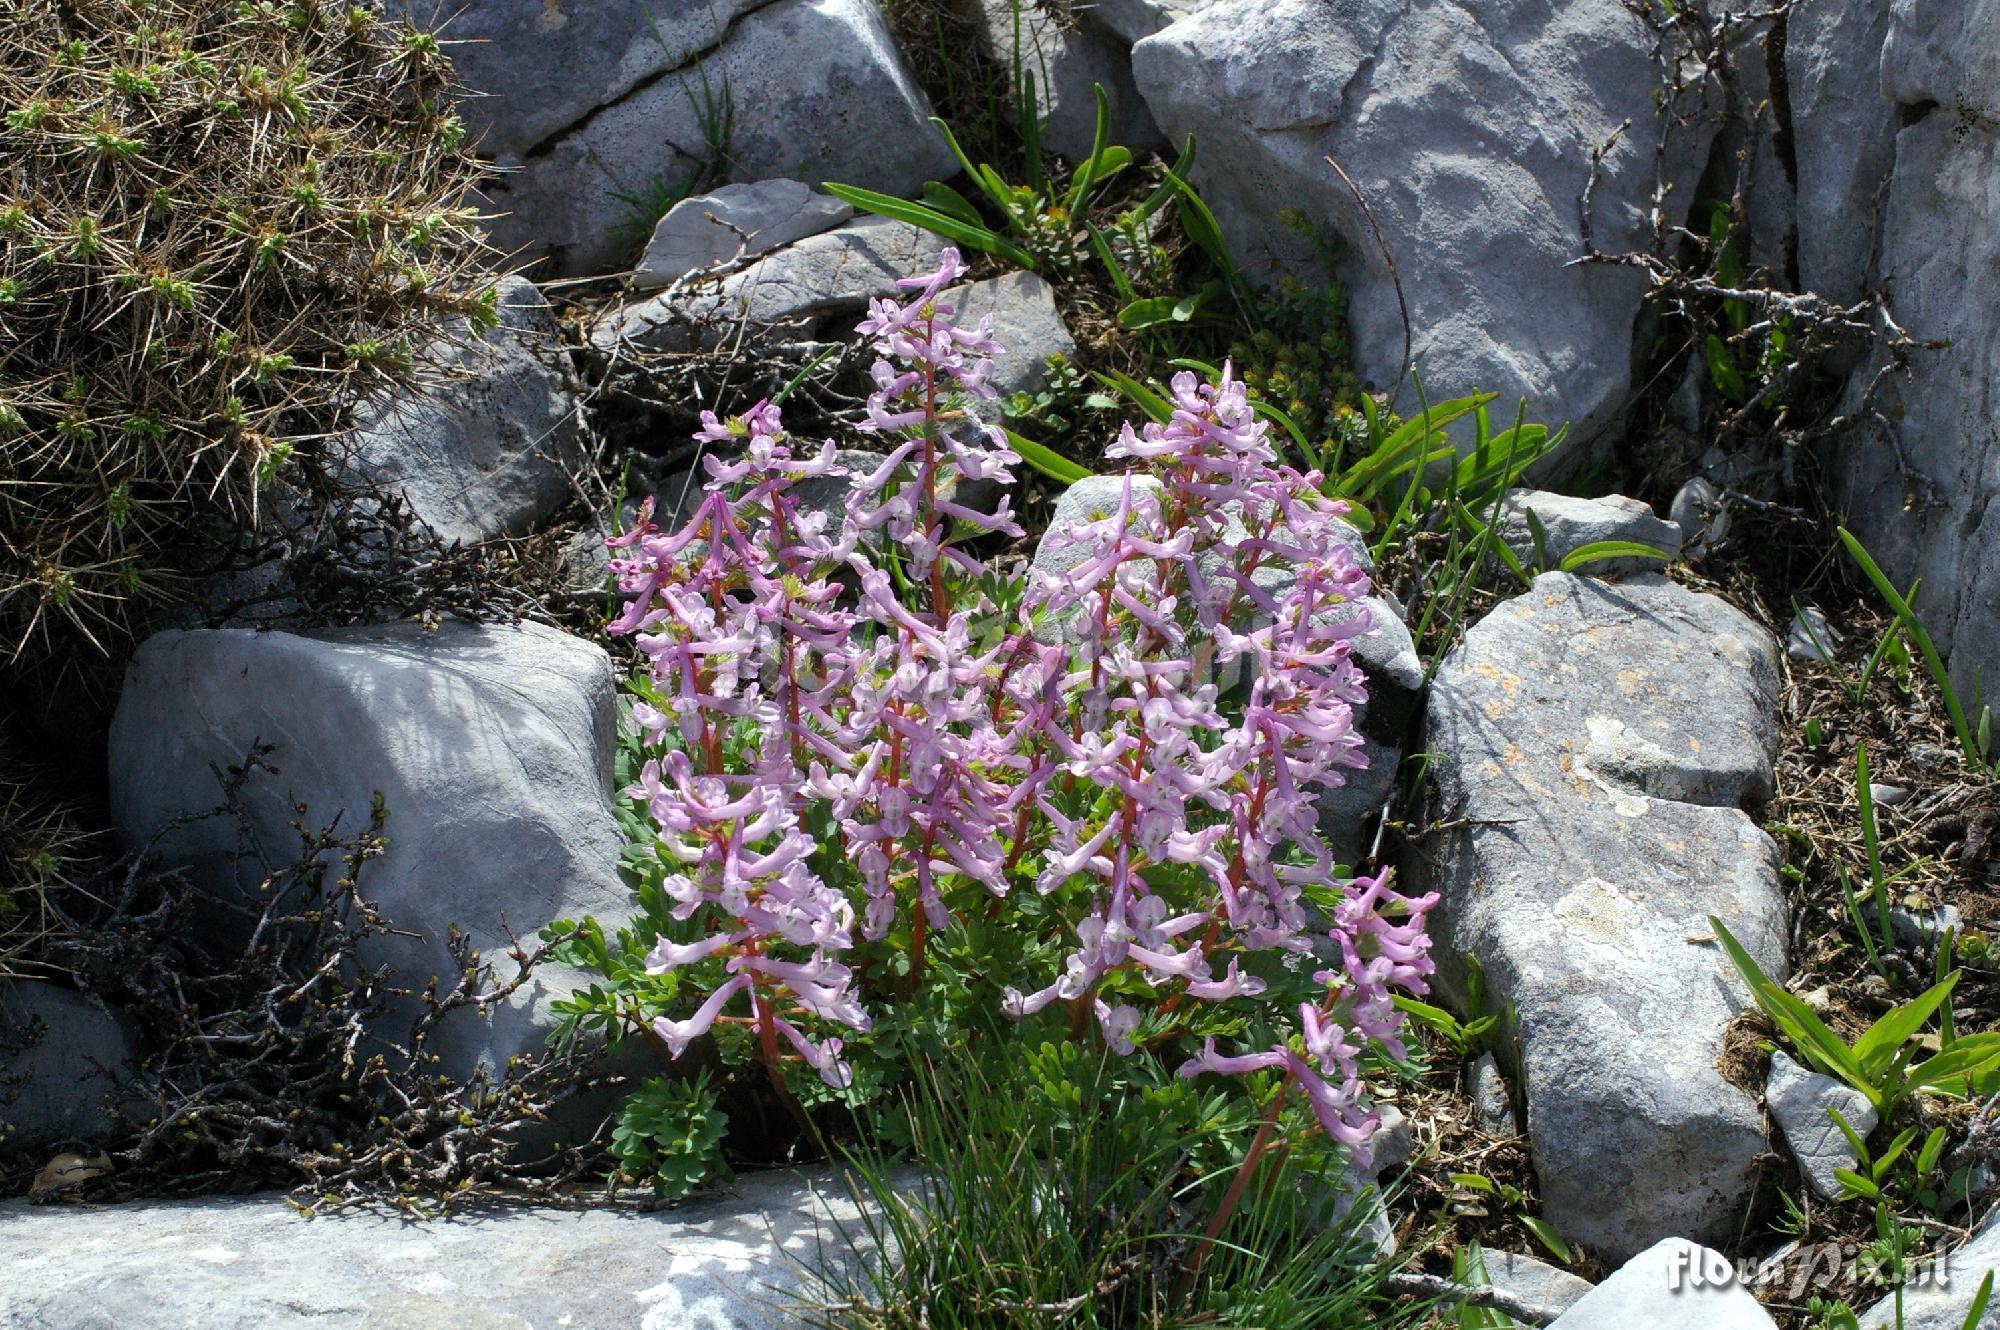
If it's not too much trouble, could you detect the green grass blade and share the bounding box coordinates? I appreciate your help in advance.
[919,179,986,227]
[1062,83,1112,216]
[929,115,1015,215]
[1246,397,1312,471]
[1839,527,1980,761]
[1157,168,1241,297]
[1085,222,1137,301]
[1093,369,1171,424]
[1135,135,1197,225]
[1838,865,1889,981]
[1856,742,1894,956]
[1338,394,1496,500]
[1959,1271,1995,1330]
[1711,916,1869,1090]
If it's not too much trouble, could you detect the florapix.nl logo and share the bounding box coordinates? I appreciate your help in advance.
[1668,1240,1954,1300]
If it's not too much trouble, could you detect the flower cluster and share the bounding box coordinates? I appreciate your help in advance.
[604,246,1436,1157]
[1007,366,1433,1153]
[605,404,869,1086]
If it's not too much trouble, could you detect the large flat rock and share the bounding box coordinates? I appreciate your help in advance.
[1421,573,1787,1259]
[0,1169,876,1329]
[594,216,949,353]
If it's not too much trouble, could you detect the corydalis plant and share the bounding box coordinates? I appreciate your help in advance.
[601,247,1435,1164]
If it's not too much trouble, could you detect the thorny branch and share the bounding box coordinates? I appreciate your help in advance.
[8,747,629,1213]
[1579,0,1946,494]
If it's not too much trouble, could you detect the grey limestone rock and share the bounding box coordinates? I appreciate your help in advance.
[595,216,949,353]
[1495,490,1682,578]
[1423,573,1787,1258]
[1132,0,1716,457]
[1765,1050,1875,1199]
[478,0,953,275]
[0,982,135,1156]
[1547,1237,1779,1329]
[635,180,855,291]
[0,1167,883,1329]
[343,276,585,547]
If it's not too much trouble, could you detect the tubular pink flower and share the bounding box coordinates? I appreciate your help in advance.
[654,975,752,1058]
[645,933,739,974]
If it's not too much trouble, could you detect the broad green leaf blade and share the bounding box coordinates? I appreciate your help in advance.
[1338,393,1497,500]
[1520,1216,1572,1264]
[1245,397,1311,470]
[1000,427,1091,485]
[976,164,1020,225]
[1062,84,1113,216]
[1711,916,1868,1090]
[1524,508,1551,567]
[1093,369,1171,424]
[1833,1167,1880,1199]
[1085,223,1136,301]
[1960,1271,1994,1330]
[1917,1125,1948,1175]
[1762,984,1870,1091]
[1118,295,1188,330]
[1163,170,1236,282]
[1558,540,1676,572]
[1907,1034,2000,1094]
[1705,333,1749,402]
[1851,974,1957,1078]
[1826,1105,1870,1160]
[929,116,1015,214]
[1870,1126,1918,1179]
[1136,135,1197,224]
[820,182,1037,270]
[919,180,986,227]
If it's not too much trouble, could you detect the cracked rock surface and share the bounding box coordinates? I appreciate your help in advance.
[341,276,586,547]
[1829,0,2000,707]
[1420,573,1787,1259]
[1131,0,1715,456]
[594,216,949,354]
[457,0,952,276]
[1766,1050,1874,1200]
